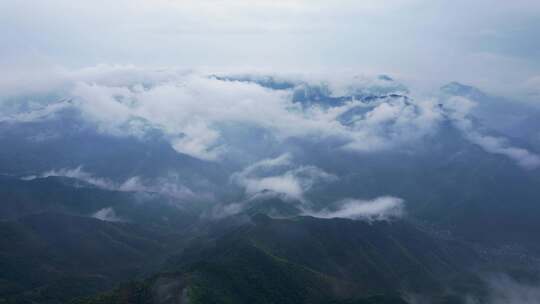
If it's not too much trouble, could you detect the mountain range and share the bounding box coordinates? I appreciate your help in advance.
[1,71,540,303]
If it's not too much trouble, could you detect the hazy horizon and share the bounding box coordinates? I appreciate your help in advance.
[2,0,540,99]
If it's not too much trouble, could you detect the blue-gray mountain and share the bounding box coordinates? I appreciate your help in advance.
[1,73,540,303]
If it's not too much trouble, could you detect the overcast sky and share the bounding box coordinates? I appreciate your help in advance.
[2,0,540,98]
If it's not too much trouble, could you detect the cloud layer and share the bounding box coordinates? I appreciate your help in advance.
[1,65,443,161]
[3,65,539,170]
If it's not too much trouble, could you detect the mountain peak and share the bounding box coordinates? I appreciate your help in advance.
[441,82,487,100]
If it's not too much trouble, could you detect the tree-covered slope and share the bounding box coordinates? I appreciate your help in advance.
[0,213,186,303]
[76,214,483,304]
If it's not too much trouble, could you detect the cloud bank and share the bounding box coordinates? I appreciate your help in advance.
[231,154,337,201]
[1,65,442,161]
[3,65,539,170]
[443,96,540,169]
[306,196,405,221]
[27,166,197,200]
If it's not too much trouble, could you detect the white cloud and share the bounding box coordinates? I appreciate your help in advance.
[29,166,198,200]
[342,96,442,152]
[455,274,540,304]
[2,65,445,160]
[484,274,540,304]
[118,175,198,200]
[92,207,125,222]
[0,100,71,123]
[170,123,226,161]
[4,65,538,170]
[444,96,540,169]
[467,133,540,169]
[41,166,114,189]
[65,69,302,159]
[305,196,405,221]
[231,154,337,201]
